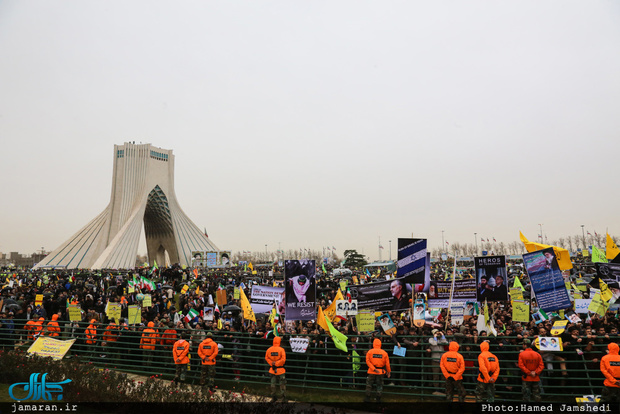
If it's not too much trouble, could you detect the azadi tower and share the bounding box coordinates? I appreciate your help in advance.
[34,143,218,269]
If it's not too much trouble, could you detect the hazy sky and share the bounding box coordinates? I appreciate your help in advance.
[1,1,619,261]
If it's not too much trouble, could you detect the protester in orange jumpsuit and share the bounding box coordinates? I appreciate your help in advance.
[25,319,37,341]
[46,314,61,338]
[172,333,190,386]
[198,332,218,390]
[477,340,500,402]
[518,339,544,402]
[33,318,45,338]
[600,342,620,403]
[140,321,158,365]
[84,319,98,358]
[440,341,466,402]
[265,336,286,402]
[365,338,391,403]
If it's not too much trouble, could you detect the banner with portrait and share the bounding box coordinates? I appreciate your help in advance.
[523,248,572,312]
[250,285,285,314]
[428,279,477,308]
[349,277,413,311]
[284,260,316,321]
[474,256,508,302]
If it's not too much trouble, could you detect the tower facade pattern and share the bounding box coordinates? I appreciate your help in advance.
[34,143,218,269]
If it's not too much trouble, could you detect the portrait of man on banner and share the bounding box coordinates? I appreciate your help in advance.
[474,256,508,302]
[284,259,316,321]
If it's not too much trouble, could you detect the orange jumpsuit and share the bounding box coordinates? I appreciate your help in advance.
[198,337,219,366]
[600,342,620,398]
[478,341,500,383]
[46,314,61,337]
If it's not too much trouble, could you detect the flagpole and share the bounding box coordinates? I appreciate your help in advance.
[445,252,457,330]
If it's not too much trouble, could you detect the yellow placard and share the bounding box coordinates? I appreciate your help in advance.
[352,276,359,284]
[27,337,76,360]
[128,285,135,294]
[128,305,141,325]
[357,310,376,332]
[142,294,152,308]
[35,294,43,306]
[67,305,82,322]
[106,303,122,323]
[181,285,189,295]
[551,320,568,336]
[588,293,609,317]
[340,280,348,291]
[509,287,524,301]
[512,300,530,323]
[233,288,240,300]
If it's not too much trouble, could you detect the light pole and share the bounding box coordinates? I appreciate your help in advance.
[265,244,268,260]
[474,233,478,256]
[389,240,392,261]
[581,225,586,249]
[538,224,544,243]
[442,231,445,253]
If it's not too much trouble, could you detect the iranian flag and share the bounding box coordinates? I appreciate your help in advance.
[184,308,199,323]
[141,276,156,291]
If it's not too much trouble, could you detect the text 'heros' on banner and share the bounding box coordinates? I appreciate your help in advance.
[396,238,427,283]
[285,259,317,321]
[523,247,572,312]
[475,255,509,302]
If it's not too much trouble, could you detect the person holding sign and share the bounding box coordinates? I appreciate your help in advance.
[364,338,391,403]
[476,341,500,402]
[265,336,287,402]
[518,339,544,402]
[198,332,219,391]
[440,341,466,402]
[600,342,620,403]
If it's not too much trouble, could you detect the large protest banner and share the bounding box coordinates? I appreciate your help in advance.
[396,238,427,283]
[285,259,316,321]
[428,279,477,308]
[475,256,508,302]
[349,277,413,311]
[28,337,76,360]
[523,247,572,312]
[250,285,285,314]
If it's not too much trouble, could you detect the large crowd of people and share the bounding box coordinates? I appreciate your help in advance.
[0,256,618,403]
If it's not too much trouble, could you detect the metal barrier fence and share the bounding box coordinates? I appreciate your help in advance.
[0,321,607,402]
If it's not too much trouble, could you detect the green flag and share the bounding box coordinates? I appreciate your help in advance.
[325,314,348,352]
[352,350,361,374]
[322,263,327,274]
[592,246,608,263]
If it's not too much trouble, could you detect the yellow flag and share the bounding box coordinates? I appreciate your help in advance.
[607,233,620,260]
[239,287,256,322]
[599,279,613,302]
[484,299,489,326]
[248,262,254,272]
[323,289,344,322]
[317,306,330,332]
[519,231,573,270]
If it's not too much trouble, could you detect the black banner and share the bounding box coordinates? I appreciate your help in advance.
[474,255,508,302]
[284,259,316,321]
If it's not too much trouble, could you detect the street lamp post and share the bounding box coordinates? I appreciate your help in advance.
[442,231,445,253]
[474,233,478,256]
[538,224,544,243]
[389,240,392,261]
[581,225,586,250]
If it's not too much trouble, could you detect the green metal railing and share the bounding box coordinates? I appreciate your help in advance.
[0,321,607,402]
